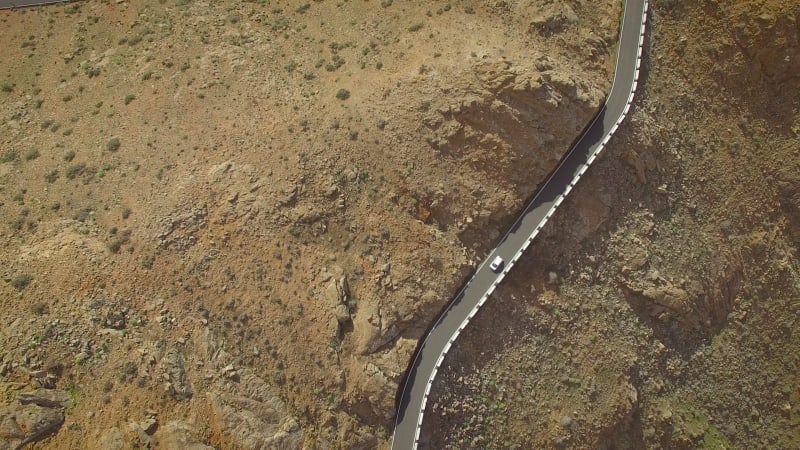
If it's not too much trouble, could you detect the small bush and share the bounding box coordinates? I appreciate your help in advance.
[44,169,59,183]
[65,163,86,179]
[1,83,13,92]
[9,218,24,231]
[106,137,121,152]
[408,23,424,32]
[11,274,32,290]
[124,94,135,105]
[0,151,18,164]
[335,88,350,100]
[31,302,49,315]
[64,150,76,161]
[108,230,131,253]
[25,149,40,161]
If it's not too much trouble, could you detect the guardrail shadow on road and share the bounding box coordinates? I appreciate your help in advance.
[394,103,611,422]
[498,105,608,243]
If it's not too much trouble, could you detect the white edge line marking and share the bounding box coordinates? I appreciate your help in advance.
[400,0,649,447]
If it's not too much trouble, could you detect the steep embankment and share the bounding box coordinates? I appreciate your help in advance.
[0,1,619,448]
[424,0,800,448]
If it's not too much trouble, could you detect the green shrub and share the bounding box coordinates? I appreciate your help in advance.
[124,94,135,105]
[106,137,121,152]
[31,301,49,315]
[0,151,18,163]
[44,169,59,183]
[25,149,40,161]
[335,88,350,100]
[11,274,32,290]
[66,163,86,179]
[408,23,424,32]
[107,230,131,253]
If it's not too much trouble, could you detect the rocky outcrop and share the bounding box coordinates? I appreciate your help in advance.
[0,389,67,450]
[155,207,208,251]
[776,165,800,241]
[622,261,741,334]
[194,328,302,449]
[98,419,213,450]
[154,421,214,450]
[208,371,303,450]
[324,273,352,337]
[426,58,604,167]
[528,2,579,37]
[160,348,193,401]
[731,7,800,86]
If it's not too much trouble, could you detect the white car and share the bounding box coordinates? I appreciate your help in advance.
[489,256,504,273]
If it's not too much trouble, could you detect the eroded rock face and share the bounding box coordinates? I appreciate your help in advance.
[0,396,64,450]
[155,207,208,251]
[208,371,303,450]
[622,261,742,334]
[426,58,604,167]
[732,8,800,86]
[776,165,800,241]
[97,420,213,450]
[528,2,579,36]
[153,421,214,450]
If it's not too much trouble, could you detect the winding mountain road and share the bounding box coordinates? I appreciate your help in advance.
[0,0,67,8]
[392,0,650,448]
[0,0,649,447]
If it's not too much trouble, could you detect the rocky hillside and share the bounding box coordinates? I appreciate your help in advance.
[0,0,620,447]
[424,0,800,448]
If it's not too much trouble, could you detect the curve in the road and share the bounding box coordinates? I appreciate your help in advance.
[392,0,650,448]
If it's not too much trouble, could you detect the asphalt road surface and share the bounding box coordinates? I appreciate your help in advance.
[0,0,68,8]
[391,0,650,448]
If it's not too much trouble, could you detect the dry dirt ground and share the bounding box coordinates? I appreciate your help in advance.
[0,0,621,448]
[424,0,800,448]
